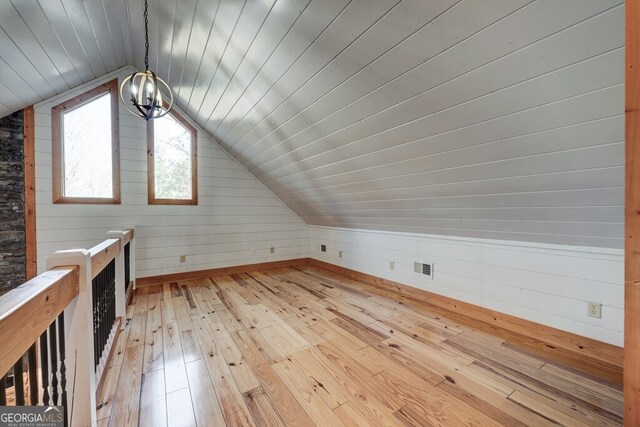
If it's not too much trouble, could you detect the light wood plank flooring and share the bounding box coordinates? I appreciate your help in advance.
[97,266,623,426]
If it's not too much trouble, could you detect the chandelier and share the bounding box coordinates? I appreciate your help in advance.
[119,0,173,120]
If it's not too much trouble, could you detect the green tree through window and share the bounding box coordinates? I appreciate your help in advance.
[148,110,197,204]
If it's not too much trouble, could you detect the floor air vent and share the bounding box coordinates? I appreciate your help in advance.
[414,262,434,278]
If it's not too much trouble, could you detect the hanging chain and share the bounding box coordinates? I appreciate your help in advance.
[143,0,149,71]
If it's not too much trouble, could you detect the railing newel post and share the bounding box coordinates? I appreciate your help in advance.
[46,249,96,427]
[128,226,136,292]
[105,231,126,323]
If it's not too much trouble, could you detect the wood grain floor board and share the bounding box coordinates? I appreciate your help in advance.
[142,292,164,373]
[271,358,346,426]
[185,358,227,427]
[242,387,287,427]
[374,369,504,427]
[172,294,203,364]
[444,338,623,423]
[313,341,407,412]
[108,346,144,427]
[208,321,261,393]
[333,401,383,427]
[287,347,351,410]
[160,284,176,323]
[540,361,623,398]
[139,368,167,427]
[166,387,196,427]
[96,362,121,421]
[302,345,406,427]
[188,282,224,325]
[231,328,316,426]
[192,319,256,427]
[126,294,148,348]
[471,359,622,425]
[101,266,622,426]
[308,318,370,351]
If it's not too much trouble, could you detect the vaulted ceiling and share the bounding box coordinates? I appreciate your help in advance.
[0,0,625,248]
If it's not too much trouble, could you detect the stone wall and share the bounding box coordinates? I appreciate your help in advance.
[0,110,25,294]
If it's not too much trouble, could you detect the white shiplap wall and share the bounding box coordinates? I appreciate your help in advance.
[33,68,308,278]
[310,226,624,346]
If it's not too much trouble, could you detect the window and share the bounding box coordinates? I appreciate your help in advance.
[147,110,197,205]
[52,79,120,204]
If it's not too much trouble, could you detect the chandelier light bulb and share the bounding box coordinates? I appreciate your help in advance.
[120,70,173,120]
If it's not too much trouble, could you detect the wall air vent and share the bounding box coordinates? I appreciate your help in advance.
[414,262,434,278]
[321,244,327,252]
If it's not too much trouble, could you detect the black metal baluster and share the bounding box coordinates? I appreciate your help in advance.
[0,373,6,405]
[109,261,115,353]
[105,282,110,354]
[28,344,38,405]
[95,272,99,369]
[13,357,24,406]
[124,242,131,293]
[112,283,115,323]
[101,268,106,363]
[109,260,115,336]
[100,269,105,365]
[93,271,99,369]
[100,266,104,367]
[58,312,67,425]
[39,331,49,406]
[49,321,58,406]
[92,259,117,371]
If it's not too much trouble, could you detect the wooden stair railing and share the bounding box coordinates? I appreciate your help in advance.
[0,266,78,427]
[0,229,135,427]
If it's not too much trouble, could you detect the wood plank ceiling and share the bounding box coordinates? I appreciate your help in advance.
[0,0,625,248]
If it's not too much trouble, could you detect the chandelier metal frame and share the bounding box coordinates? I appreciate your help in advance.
[119,0,173,120]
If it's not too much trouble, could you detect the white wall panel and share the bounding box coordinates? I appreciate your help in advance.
[33,69,307,278]
[310,226,624,346]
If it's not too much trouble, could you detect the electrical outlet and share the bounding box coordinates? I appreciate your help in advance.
[587,302,602,319]
[390,261,395,270]
[270,247,275,254]
[338,251,343,258]
[179,255,186,263]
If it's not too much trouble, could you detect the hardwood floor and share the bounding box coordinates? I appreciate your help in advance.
[98,266,623,426]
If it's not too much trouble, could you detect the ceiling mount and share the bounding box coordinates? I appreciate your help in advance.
[119,0,173,121]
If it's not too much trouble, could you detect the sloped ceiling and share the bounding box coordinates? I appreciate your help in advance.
[0,0,624,248]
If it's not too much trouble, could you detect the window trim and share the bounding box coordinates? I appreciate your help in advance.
[147,109,198,205]
[51,79,120,204]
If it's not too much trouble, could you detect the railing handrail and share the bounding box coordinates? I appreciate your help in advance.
[89,239,120,279]
[121,229,133,245]
[0,266,79,376]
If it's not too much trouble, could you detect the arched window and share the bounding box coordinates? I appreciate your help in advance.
[147,110,197,205]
